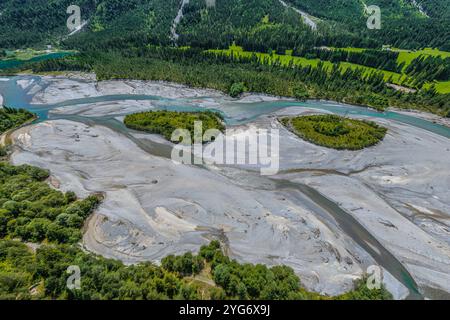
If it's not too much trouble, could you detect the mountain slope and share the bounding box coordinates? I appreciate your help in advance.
[284,0,450,50]
[0,0,448,50]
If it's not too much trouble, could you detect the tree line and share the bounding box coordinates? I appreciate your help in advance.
[405,56,450,83]
[0,107,35,135]
[30,47,450,116]
[2,0,448,52]
[296,48,404,73]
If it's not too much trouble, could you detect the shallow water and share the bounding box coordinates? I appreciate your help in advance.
[275,179,422,299]
[3,74,448,299]
[0,52,74,70]
[1,75,449,139]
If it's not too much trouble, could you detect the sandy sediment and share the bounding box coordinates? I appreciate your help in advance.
[390,107,450,128]
[51,100,158,116]
[10,120,375,296]
[268,110,450,295]
[17,78,36,90]
[281,173,450,295]
[181,107,450,296]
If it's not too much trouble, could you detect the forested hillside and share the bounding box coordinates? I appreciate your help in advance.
[0,161,392,300]
[284,0,450,50]
[0,0,448,50]
[176,0,317,51]
[0,0,95,48]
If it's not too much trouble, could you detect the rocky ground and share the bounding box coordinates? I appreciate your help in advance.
[11,120,374,296]
[390,107,450,128]
[5,75,450,299]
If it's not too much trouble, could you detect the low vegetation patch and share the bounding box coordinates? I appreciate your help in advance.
[281,115,387,150]
[124,110,225,143]
[0,107,35,135]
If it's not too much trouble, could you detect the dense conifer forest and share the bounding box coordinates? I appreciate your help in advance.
[30,48,450,116]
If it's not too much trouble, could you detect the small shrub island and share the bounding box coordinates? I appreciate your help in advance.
[0,106,35,135]
[124,110,225,143]
[281,114,387,150]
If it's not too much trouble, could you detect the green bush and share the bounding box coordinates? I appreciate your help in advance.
[293,85,310,101]
[124,110,225,143]
[281,114,387,150]
[0,239,392,300]
[161,252,204,276]
[229,82,247,98]
[0,107,35,135]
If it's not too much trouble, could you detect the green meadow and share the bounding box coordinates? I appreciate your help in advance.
[392,47,450,67]
[208,45,408,85]
[425,80,450,94]
[1,49,74,61]
[208,45,450,94]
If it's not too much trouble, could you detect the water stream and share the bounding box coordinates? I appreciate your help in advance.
[2,75,449,299]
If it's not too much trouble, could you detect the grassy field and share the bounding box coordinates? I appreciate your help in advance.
[393,48,450,93]
[209,45,450,94]
[330,47,365,53]
[392,47,450,67]
[208,45,409,85]
[424,80,450,94]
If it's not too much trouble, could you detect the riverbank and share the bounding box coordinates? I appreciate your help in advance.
[10,120,375,296]
[13,72,450,128]
[0,50,76,71]
[0,111,37,147]
[3,74,450,298]
[390,107,450,128]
